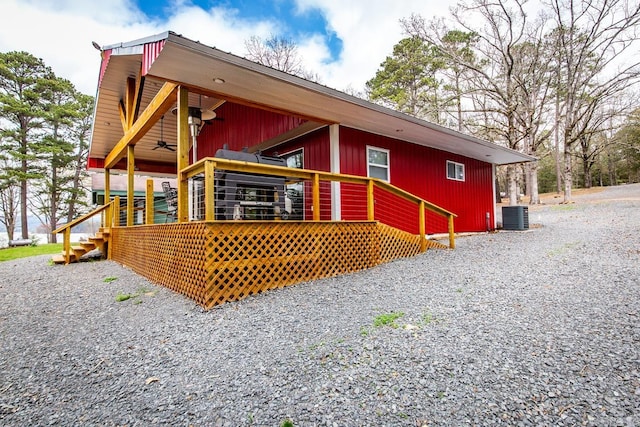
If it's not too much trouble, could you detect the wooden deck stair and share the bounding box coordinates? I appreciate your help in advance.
[51,231,109,265]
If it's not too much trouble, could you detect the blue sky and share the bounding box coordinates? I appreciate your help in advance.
[0,0,453,95]
[135,0,344,61]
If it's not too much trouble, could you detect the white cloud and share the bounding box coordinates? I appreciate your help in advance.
[293,0,453,92]
[0,0,453,96]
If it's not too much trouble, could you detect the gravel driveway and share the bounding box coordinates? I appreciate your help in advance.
[1,184,639,426]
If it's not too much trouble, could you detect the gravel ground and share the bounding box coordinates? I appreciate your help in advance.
[1,184,639,427]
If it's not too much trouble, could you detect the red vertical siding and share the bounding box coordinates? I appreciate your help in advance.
[339,127,494,233]
[196,102,306,159]
[98,50,112,88]
[142,40,166,76]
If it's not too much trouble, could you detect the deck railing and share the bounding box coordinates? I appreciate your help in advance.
[53,197,121,264]
[172,157,456,249]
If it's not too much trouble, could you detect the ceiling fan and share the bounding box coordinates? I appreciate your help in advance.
[153,116,176,152]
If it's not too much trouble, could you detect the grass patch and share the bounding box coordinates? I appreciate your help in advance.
[103,276,118,283]
[115,287,156,304]
[422,312,434,325]
[373,311,404,328]
[0,243,64,262]
[115,292,132,302]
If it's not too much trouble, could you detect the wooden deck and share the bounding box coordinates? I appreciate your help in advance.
[109,221,447,309]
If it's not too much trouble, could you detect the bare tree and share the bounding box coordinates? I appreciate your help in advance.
[547,0,640,202]
[403,0,532,205]
[245,34,321,82]
[511,30,555,204]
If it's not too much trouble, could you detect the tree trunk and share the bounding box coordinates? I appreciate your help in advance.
[529,161,540,204]
[508,164,518,206]
[20,130,29,239]
[524,162,531,198]
[20,168,28,239]
[583,156,592,188]
[563,149,573,203]
[50,161,58,244]
[554,86,562,194]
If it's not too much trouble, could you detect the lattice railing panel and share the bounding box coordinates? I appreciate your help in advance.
[110,221,448,309]
[201,222,379,308]
[378,224,422,263]
[111,223,209,306]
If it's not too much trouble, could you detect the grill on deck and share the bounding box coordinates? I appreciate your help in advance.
[213,148,288,220]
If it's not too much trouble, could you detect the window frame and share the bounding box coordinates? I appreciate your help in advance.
[446,160,465,182]
[366,146,390,182]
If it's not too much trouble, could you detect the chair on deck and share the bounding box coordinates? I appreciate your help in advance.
[161,182,178,223]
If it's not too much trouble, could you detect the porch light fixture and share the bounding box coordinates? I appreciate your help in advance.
[213,77,225,84]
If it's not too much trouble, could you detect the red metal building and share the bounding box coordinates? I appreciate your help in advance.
[87,31,533,234]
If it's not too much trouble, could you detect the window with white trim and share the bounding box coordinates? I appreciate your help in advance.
[447,160,465,181]
[367,146,390,182]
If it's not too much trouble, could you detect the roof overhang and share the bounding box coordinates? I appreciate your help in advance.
[89,31,535,172]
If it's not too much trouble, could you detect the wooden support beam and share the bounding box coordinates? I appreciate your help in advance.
[108,196,120,259]
[104,169,110,204]
[105,82,178,169]
[132,75,145,127]
[312,173,320,221]
[419,201,426,252]
[64,228,71,265]
[204,160,215,221]
[448,215,455,249]
[125,77,136,130]
[146,178,154,225]
[176,86,190,222]
[127,145,135,226]
[118,100,127,131]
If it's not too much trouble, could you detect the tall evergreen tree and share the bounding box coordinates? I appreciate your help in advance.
[366,36,445,123]
[0,51,56,239]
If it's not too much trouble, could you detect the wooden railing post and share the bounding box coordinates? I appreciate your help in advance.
[63,228,71,264]
[146,179,155,224]
[204,160,215,221]
[367,180,375,221]
[127,145,135,226]
[114,196,121,227]
[419,200,426,252]
[312,173,320,221]
[448,214,455,249]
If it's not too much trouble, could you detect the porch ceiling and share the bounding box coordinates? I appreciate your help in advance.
[89,31,534,172]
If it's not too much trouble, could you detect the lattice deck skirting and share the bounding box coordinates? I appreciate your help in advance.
[110,221,447,309]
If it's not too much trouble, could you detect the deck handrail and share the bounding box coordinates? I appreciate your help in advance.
[180,157,456,249]
[53,196,121,264]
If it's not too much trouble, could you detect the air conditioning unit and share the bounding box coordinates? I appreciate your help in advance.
[502,206,529,230]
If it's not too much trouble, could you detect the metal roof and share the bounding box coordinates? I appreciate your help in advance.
[89,31,535,171]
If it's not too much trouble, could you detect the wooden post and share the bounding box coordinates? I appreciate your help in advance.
[145,178,154,224]
[64,228,71,265]
[419,200,426,252]
[176,86,189,223]
[108,196,120,260]
[367,180,375,221]
[104,169,110,204]
[204,160,215,221]
[127,145,135,226]
[448,214,455,249]
[312,173,320,221]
